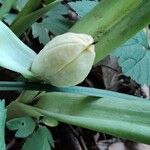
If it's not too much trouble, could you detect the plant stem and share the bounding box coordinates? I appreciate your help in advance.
[0,81,143,101]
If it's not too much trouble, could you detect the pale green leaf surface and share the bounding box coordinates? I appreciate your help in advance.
[69,0,98,17]
[0,100,6,150]
[22,126,54,150]
[113,31,150,85]
[7,117,36,138]
[0,21,36,79]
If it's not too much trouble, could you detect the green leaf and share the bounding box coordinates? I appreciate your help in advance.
[44,3,72,35]
[7,92,150,144]
[32,22,50,45]
[69,0,98,17]
[0,21,36,79]
[0,100,6,150]
[32,3,72,44]
[7,117,36,138]
[22,126,54,150]
[112,30,150,85]
[0,0,16,19]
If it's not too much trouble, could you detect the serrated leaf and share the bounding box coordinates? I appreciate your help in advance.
[69,0,98,17]
[22,126,54,150]
[0,100,6,150]
[32,3,72,44]
[112,30,150,85]
[7,117,36,138]
[44,3,72,35]
[32,22,50,45]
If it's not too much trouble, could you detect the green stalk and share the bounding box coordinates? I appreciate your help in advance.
[10,0,61,36]
[0,81,142,101]
[70,0,150,63]
[0,101,6,150]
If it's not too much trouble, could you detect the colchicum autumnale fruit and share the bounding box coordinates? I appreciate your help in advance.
[31,32,95,87]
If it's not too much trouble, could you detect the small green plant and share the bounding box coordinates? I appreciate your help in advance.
[0,0,150,149]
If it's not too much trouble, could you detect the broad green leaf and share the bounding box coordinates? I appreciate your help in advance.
[69,0,98,17]
[0,100,6,150]
[0,21,36,79]
[32,3,72,44]
[0,0,16,19]
[113,31,150,85]
[7,92,150,144]
[22,126,54,150]
[7,117,36,138]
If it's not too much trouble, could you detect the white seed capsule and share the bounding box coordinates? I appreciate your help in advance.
[31,32,95,87]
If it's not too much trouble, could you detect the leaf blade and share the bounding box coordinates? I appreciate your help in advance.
[113,30,150,85]
[8,92,150,144]
[22,126,53,150]
[0,21,36,79]
[7,117,36,138]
